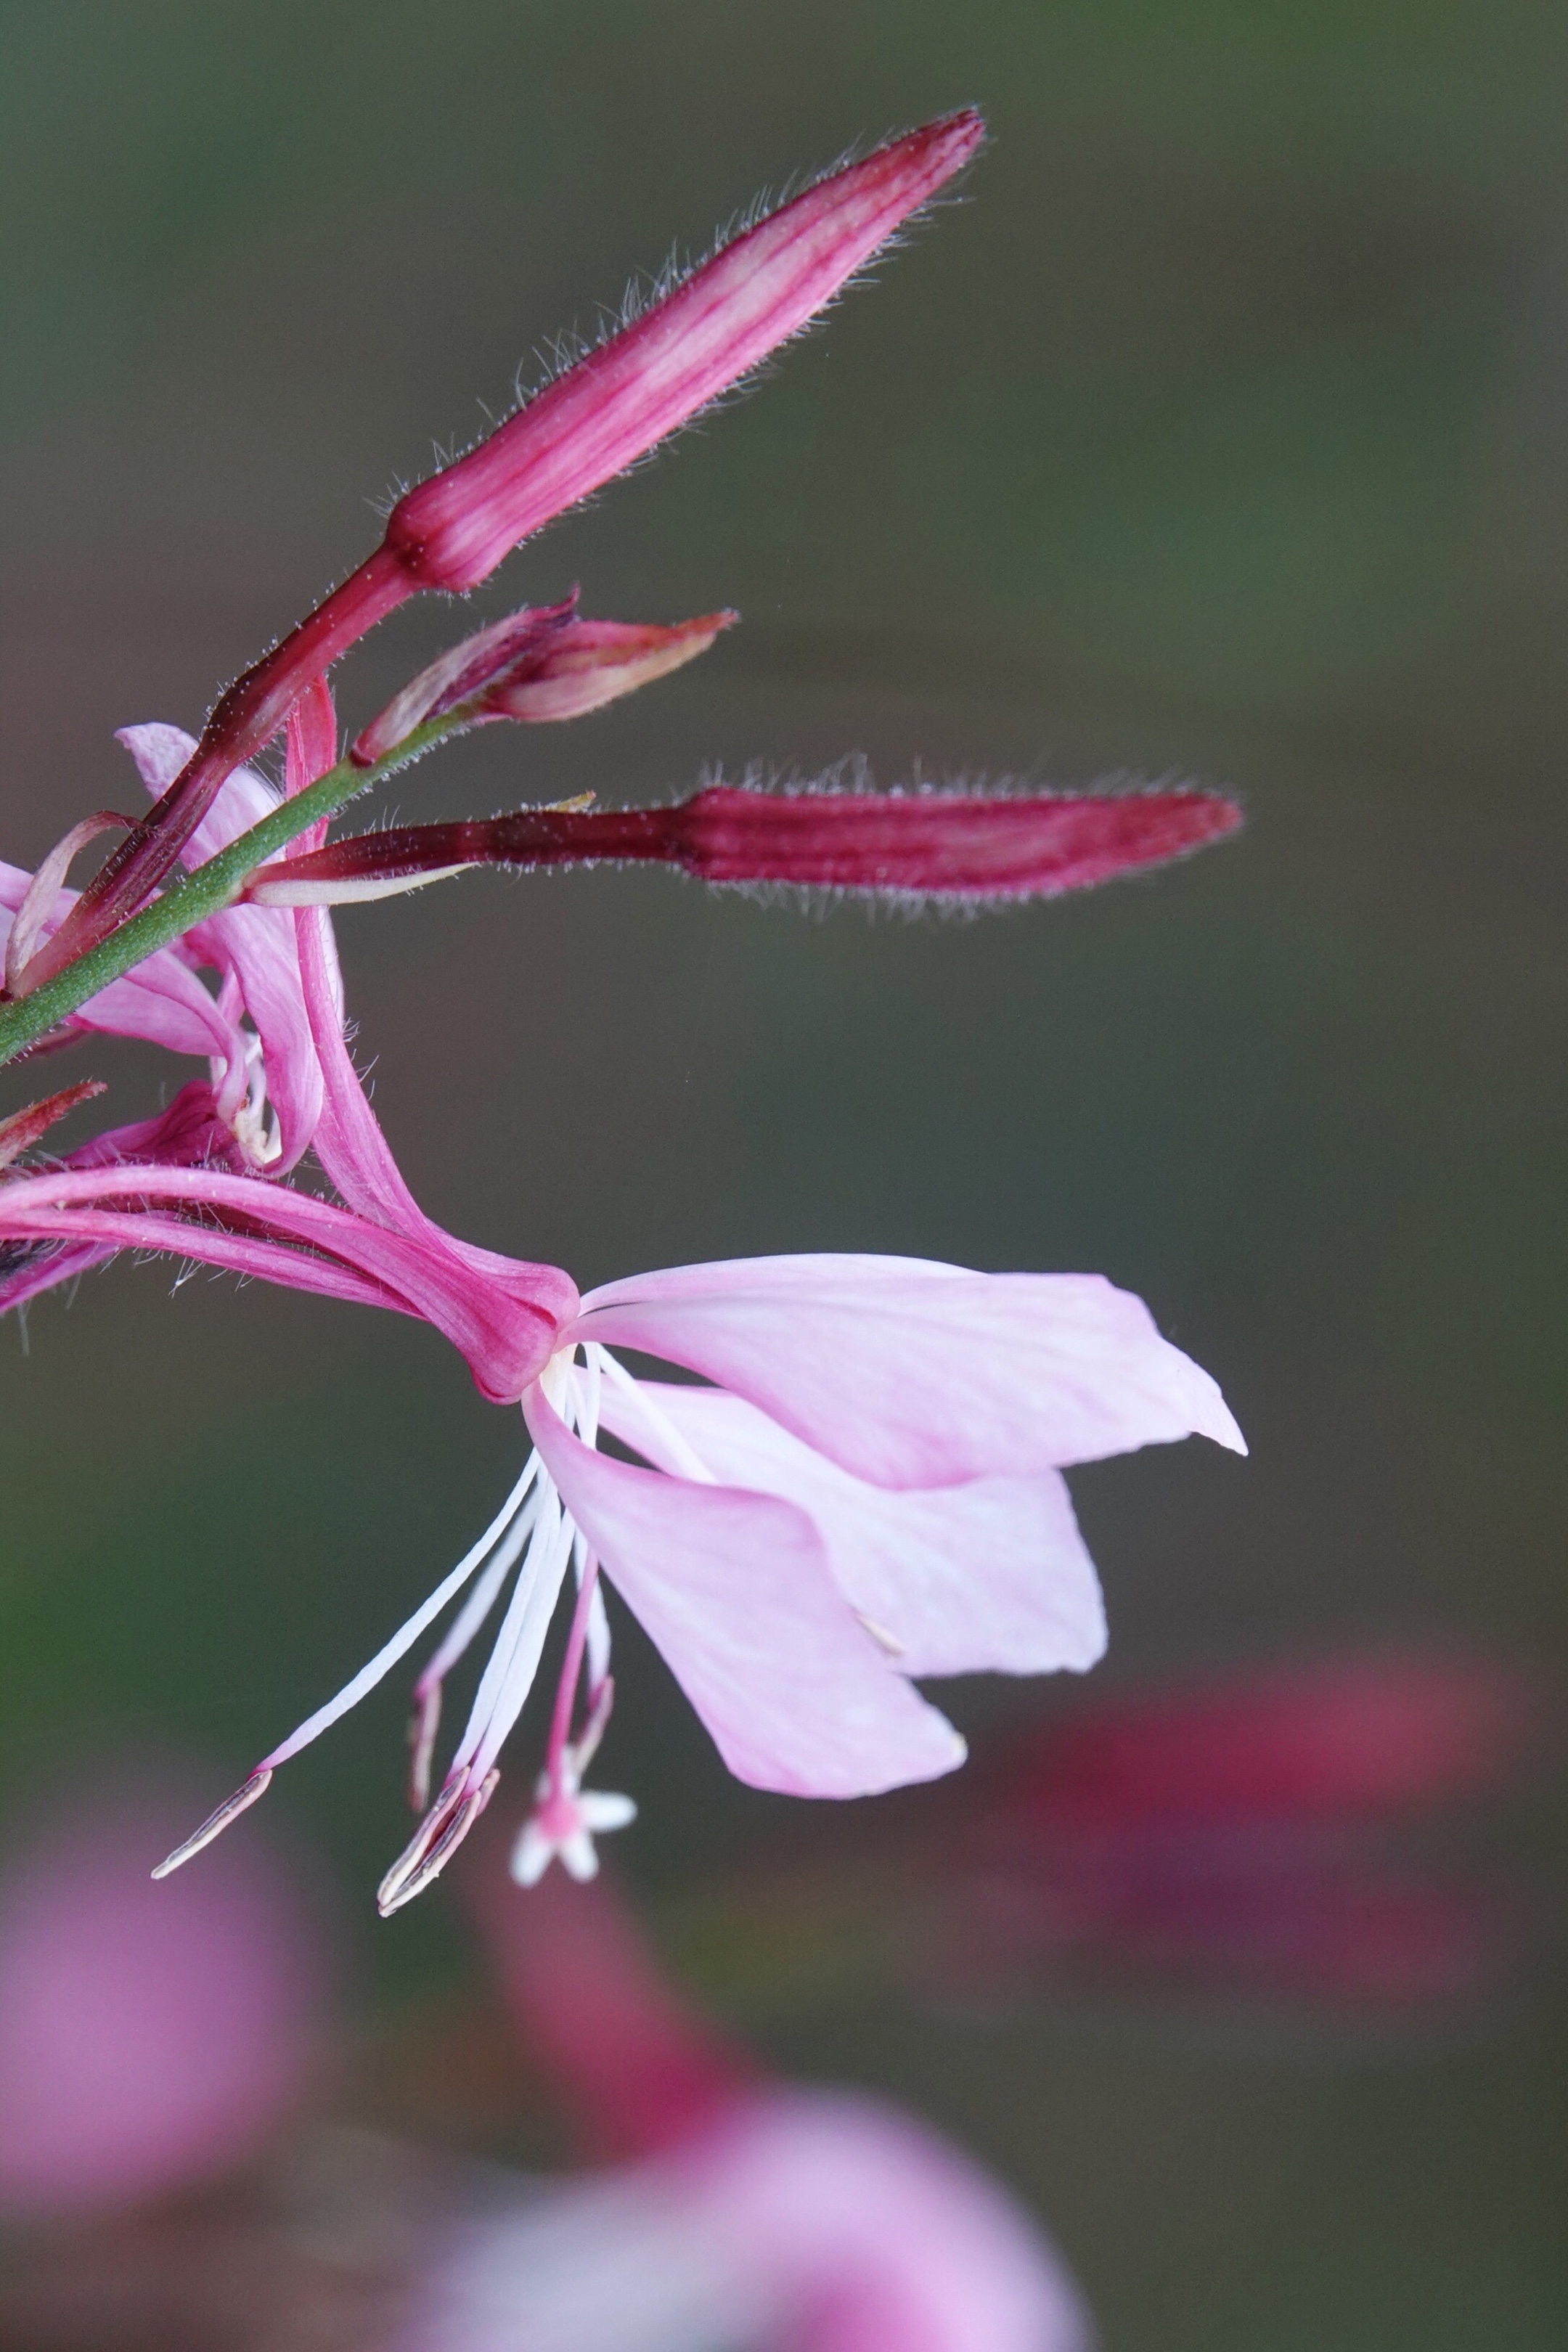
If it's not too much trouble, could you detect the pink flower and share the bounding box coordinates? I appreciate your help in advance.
[0,1763,328,2216]
[393,2087,1093,2352]
[394,1863,1093,2352]
[23,113,984,986]
[0,703,1242,1911]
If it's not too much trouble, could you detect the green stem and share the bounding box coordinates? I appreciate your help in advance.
[0,718,449,1070]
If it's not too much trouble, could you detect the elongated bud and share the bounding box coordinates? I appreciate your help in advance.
[25,112,981,989]
[385,110,985,593]
[243,783,1242,908]
[351,603,732,767]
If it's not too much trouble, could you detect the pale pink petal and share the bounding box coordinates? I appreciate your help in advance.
[695,2091,1094,2352]
[601,1379,1106,1680]
[396,2088,1090,2352]
[59,956,242,1066]
[113,721,277,852]
[574,1256,1246,1487]
[118,724,325,1168]
[523,1385,965,1797]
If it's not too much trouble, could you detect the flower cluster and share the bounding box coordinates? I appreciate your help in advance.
[0,112,1244,1908]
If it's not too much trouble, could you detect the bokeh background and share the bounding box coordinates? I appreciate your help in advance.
[1,4,1565,2345]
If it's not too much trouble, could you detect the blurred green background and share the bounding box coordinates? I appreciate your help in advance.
[1,3,1565,2344]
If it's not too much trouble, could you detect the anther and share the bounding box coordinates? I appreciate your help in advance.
[150,1768,272,1879]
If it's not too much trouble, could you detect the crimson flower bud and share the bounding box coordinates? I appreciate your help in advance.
[243,783,1242,909]
[385,112,984,594]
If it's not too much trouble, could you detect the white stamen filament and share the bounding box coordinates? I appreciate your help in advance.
[259,1451,541,1771]
[408,1479,544,1808]
[156,1344,655,1903]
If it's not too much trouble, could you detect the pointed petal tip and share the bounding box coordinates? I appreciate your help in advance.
[150,1767,271,1879]
[1196,1387,1249,1456]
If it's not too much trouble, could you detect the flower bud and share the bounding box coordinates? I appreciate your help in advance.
[351,604,732,767]
[242,783,1242,908]
[385,112,984,594]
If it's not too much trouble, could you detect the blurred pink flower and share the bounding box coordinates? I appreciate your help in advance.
[0,698,1242,1911]
[394,1861,1093,2352]
[394,2088,1092,2352]
[681,1653,1538,2020]
[0,1766,329,2216]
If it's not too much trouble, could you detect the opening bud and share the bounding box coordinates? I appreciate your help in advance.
[353,602,734,767]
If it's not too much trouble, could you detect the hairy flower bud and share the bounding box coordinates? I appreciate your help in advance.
[385,111,984,594]
[243,783,1242,909]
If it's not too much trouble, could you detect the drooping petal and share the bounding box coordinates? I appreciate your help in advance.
[600,1378,1107,1680]
[523,1382,965,1798]
[0,1082,252,1320]
[0,1159,567,1394]
[573,1256,1246,1488]
[282,822,581,1369]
